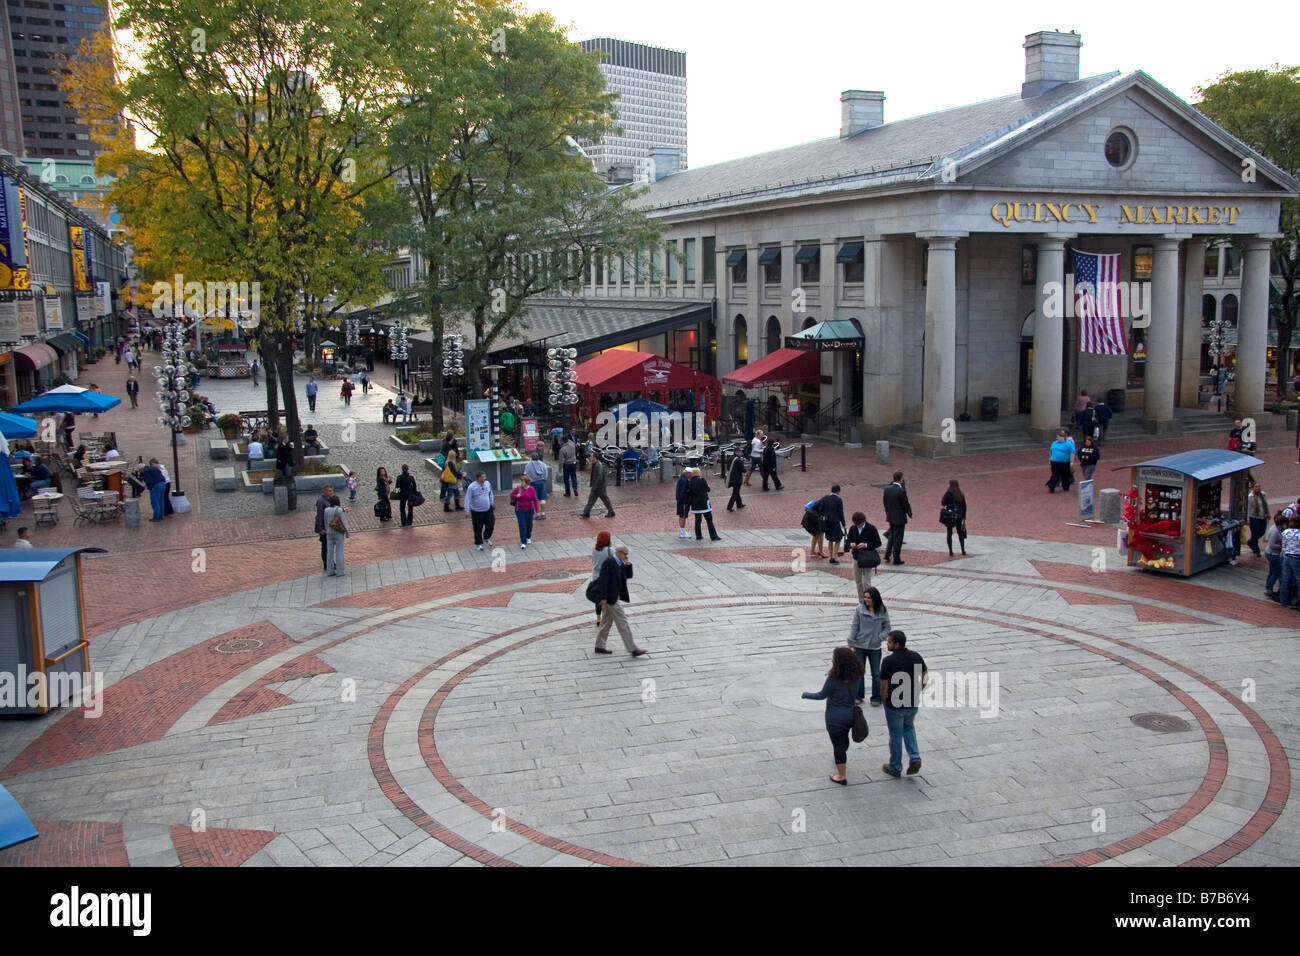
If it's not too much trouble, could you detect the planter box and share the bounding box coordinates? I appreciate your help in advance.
[294,469,350,494]
[242,469,276,493]
[417,438,442,452]
[388,434,419,450]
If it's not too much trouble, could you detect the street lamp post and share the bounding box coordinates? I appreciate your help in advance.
[154,319,195,497]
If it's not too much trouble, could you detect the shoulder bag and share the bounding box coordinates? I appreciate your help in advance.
[328,513,345,533]
[851,704,869,742]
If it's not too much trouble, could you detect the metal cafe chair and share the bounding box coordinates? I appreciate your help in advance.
[32,495,60,527]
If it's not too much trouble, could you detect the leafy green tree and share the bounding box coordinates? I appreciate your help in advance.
[387,1,664,428]
[1197,66,1300,395]
[68,0,404,461]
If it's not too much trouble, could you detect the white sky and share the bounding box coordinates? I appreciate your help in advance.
[528,0,1300,169]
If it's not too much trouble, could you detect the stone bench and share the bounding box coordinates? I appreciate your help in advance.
[213,466,238,491]
[209,439,232,460]
[294,470,351,494]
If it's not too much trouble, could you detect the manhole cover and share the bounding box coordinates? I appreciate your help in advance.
[1131,712,1191,733]
[214,638,265,654]
[535,570,574,580]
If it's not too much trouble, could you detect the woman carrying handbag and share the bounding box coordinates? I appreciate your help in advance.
[374,467,393,523]
[940,479,968,556]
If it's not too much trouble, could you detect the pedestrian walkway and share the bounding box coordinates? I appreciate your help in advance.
[0,526,1294,867]
[3,353,1297,866]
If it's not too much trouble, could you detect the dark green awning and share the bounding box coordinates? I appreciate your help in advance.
[794,245,820,264]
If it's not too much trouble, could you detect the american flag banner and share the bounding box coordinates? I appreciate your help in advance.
[1074,250,1127,355]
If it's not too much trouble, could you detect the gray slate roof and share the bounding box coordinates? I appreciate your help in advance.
[637,72,1142,215]
[409,297,712,355]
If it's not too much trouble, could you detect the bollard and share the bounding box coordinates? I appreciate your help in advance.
[661,456,671,483]
[1288,408,1298,431]
[875,440,889,465]
[274,484,289,515]
[124,497,140,528]
[1098,488,1122,525]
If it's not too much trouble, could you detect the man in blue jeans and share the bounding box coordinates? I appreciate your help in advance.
[141,458,167,521]
[879,629,928,778]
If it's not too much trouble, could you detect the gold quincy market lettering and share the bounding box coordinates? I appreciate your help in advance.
[989,201,1241,228]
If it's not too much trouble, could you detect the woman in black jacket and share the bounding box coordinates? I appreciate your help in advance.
[940,479,967,556]
[819,485,846,564]
[374,467,393,523]
[802,646,864,785]
[760,436,782,491]
[726,452,745,512]
[687,470,721,541]
[395,463,418,527]
[1076,436,1100,480]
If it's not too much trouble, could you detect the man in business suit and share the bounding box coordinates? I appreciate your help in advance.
[593,544,646,657]
[882,471,912,565]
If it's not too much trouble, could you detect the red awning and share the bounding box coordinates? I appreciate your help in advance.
[575,350,703,392]
[11,343,59,371]
[722,347,820,388]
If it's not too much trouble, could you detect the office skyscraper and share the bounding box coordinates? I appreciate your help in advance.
[578,38,686,183]
[0,0,114,159]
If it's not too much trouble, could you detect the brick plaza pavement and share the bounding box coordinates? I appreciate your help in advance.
[1,354,1297,866]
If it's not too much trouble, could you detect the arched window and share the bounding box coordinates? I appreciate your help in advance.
[765,316,781,355]
[801,316,817,330]
[1222,294,1238,328]
[734,315,748,367]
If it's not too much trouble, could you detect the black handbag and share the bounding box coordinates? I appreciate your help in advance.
[585,577,603,603]
[373,501,384,518]
[854,547,881,569]
[940,506,957,527]
[410,490,425,507]
[851,704,869,742]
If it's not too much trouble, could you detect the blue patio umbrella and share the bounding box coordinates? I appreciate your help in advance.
[9,384,122,415]
[609,398,670,419]
[0,436,21,519]
[0,412,37,439]
[0,782,38,851]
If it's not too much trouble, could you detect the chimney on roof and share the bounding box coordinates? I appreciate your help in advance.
[840,91,884,138]
[1022,31,1081,98]
[648,146,681,181]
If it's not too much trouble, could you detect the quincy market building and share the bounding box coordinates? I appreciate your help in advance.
[590,31,1299,454]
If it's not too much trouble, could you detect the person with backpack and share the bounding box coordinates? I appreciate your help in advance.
[803,498,827,557]
[323,495,350,576]
[844,511,883,595]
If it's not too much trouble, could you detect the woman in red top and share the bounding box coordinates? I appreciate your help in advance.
[509,474,539,549]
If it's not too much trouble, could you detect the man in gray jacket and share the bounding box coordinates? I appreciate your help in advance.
[580,455,615,519]
[558,437,578,496]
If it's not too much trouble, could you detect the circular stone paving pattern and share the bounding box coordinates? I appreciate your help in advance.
[369,571,1289,868]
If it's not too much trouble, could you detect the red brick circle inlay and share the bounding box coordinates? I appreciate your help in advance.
[391,592,1287,867]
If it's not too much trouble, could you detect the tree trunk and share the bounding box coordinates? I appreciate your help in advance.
[262,336,281,433]
[275,333,305,469]
[428,306,445,432]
